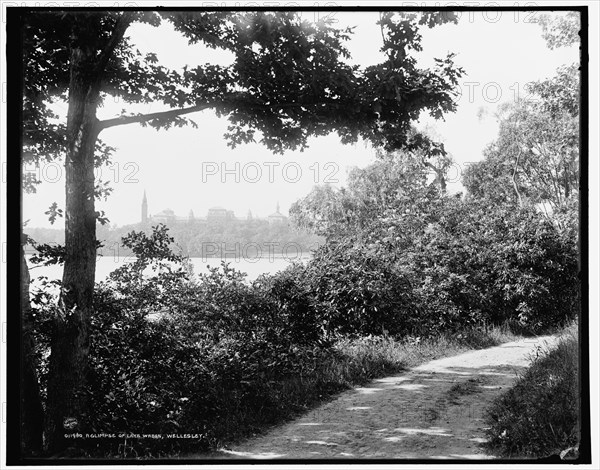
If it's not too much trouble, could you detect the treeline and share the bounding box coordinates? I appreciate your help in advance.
[25,218,323,259]
[148,218,323,258]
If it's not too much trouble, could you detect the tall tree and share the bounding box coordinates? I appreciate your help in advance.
[290,147,447,250]
[463,11,580,217]
[18,10,463,453]
[20,238,44,456]
[463,70,579,211]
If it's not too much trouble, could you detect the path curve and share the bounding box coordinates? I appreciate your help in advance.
[217,335,559,460]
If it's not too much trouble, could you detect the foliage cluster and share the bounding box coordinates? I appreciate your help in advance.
[291,149,579,336]
[407,197,578,333]
[462,63,579,220]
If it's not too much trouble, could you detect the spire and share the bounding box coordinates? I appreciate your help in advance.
[141,190,148,224]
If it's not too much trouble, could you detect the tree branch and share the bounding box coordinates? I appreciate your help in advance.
[97,97,352,131]
[97,103,214,131]
[423,160,446,193]
[93,12,133,93]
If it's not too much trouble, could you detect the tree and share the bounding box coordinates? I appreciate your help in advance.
[18,10,464,453]
[20,238,44,456]
[463,11,579,218]
[463,73,579,211]
[535,11,580,50]
[290,139,449,247]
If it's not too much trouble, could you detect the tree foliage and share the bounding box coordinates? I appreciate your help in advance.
[291,146,447,244]
[464,11,580,219]
[23,11,464,164]
[535,11,580,50]
[463,64,579,216]
[291,146,578,335]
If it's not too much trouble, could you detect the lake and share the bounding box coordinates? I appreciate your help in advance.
[26,255,303,285]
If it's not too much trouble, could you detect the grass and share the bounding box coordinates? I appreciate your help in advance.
[330,324,518,380]
[483,321,579,459]
[202,323,521,454]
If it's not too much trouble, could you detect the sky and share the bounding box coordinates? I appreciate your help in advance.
[21,10,579,228]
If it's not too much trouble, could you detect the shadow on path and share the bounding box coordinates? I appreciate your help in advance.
[212,335,559,460]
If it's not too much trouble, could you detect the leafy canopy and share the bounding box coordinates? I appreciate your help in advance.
[290,142,448,246]
[23,10,464,175]
[463,66,579,210]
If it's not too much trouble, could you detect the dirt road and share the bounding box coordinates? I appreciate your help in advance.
[217,334,559,460]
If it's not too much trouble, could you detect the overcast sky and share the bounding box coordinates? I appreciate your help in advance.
[22,10,579,228]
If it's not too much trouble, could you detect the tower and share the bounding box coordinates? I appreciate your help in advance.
[268,201,287,225]
[141,190,148,224]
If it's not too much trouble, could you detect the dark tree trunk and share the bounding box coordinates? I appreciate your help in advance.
[44,46,100,454]
[20,244,44,456]
[424,161,446,193]
[564,161,571,201]
[436,171,447,193]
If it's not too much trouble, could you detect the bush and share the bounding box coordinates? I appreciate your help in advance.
[407,197,579,333]
[302,242,419,337]
[258,262,325,345]
[87,260,323,455]
[484,325,580,458]
[79,226,337,456]
[290,194,579,338]
[87,296,330,455]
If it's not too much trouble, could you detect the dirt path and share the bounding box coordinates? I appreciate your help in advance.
[216,335,559,460]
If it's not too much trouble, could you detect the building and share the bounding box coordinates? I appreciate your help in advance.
[207,206,234,220]
[268,202,288,225]
[151,208,176,225]
[141,193,237,225]
[139,192,288,226]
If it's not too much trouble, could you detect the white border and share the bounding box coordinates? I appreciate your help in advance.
[1,1,598,469]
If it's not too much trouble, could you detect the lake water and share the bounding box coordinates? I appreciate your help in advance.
[26,255,303,285]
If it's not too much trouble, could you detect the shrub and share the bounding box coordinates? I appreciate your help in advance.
[302,242,419,337]
[408,197,579,333]
[258,262,325,345]
[82,226,335,456]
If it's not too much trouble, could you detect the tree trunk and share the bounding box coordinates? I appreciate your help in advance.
[20,243,44,456]
[44,46,100,454]
[512,149,524,208]
[564,159,571,201]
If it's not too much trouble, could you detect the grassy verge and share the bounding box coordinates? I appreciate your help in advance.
[204,324,520,453]
[484,322,579,459]
[331,322,519,380]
